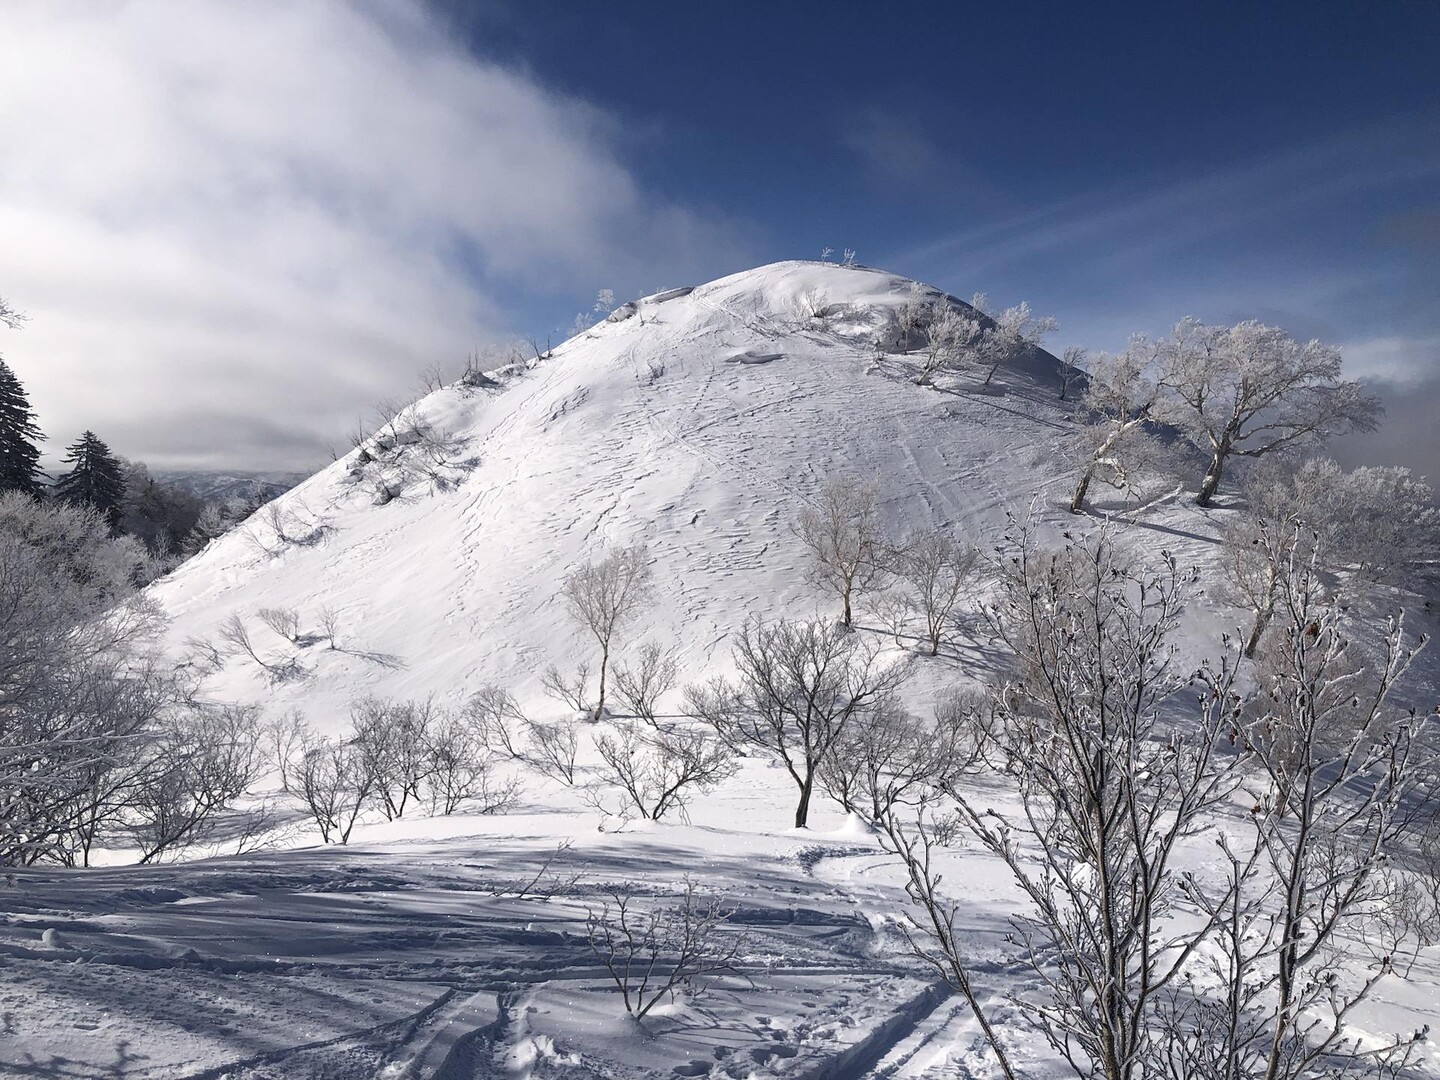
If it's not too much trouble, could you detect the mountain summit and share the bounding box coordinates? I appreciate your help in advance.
[152,261,1077,721]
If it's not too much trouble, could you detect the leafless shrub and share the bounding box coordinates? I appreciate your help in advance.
[295,732,375,845]
[180,635,225,674]
[262,709,309,792]
[351,698,436,821]
[257,606,300,643]
[796,287,832,325]
[217,614,304,683]
[611,642,680,726]
[541,662,592,715]
[423,713,522,815]
[590,725,736,822]
[525,717,581,785]
[586,879,744,1019]
[129,705,266,864]
[464,685,528,758]
[498,840,581,901]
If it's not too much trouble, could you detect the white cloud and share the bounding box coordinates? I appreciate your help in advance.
[0,0,749,470]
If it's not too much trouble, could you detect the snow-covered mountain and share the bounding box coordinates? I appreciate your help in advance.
[150,261,1097,722]
[153,468,310,506]
[13,261,1440,1079]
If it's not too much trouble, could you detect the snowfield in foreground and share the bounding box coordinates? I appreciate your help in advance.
[6,262,1438,1077]
[6,768,1440,1079]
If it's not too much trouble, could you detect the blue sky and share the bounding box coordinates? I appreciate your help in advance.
[447,1,1440,350]
[0,1,1435,473]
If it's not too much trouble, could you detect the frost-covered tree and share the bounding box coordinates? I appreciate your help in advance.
[1068,338,1170,513]
[896,281,929,352]
[0,494,165,864]
[686,616,907,828]
[55,430,127,530]
[1223,460,1440,657]
[594,288,615,314]
[1179,542,1433,1080]
[1248,457,1439,585]
[1162,319,1382,506]
[117,460,204,558]
[914,300,982,386]
[797,477,886,626]
[972,294,1057,386]
[0,357,44,497]
[885,527,980,654]
[561,543,654,720]
[1058,344,1085,401]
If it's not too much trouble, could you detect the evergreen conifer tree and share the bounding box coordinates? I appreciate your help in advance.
[55,430,127,529]
[0,356,44,497]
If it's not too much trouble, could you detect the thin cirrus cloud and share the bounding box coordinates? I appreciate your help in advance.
[0,1,752,471]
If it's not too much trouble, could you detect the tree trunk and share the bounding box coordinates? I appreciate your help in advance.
[1243,602,1273,659]
[1196,448,1226,506]
[794,771,814,828]
[841,589,852,627]
[1070,467,1094,514]
[595,638,609,721]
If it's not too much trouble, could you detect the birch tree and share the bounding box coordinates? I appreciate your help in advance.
[796,478,885,626]
[561,543,655,720]
[1069,338,1169,513]
[1163,319,1382,507]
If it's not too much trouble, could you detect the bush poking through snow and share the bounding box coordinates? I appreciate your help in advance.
[463,685,528,758]
[257,606,300,643]
[525,717,581,786]
[586,879,744,1019]
[295,733,375,845]
[540,662,592,716]
[611,642,680,726]
[217,613,304,683]
[589,725,736,823]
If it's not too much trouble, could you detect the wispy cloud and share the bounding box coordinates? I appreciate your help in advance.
[0,0,752,470]
[891,119,1440,279]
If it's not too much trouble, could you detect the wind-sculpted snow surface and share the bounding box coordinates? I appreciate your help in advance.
[0,799,997,1079]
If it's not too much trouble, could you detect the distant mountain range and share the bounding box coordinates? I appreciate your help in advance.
[153,469,310,506]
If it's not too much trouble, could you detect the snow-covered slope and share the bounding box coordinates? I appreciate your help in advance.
[151,261,1086,722]
[13,262,1439,1079]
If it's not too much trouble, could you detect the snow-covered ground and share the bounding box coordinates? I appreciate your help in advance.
[6,262,1438,1077]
